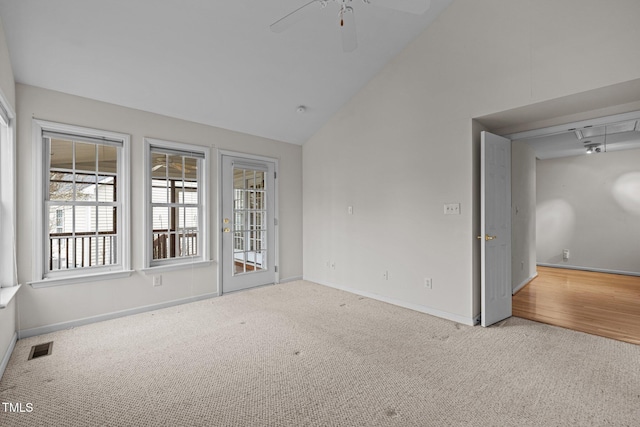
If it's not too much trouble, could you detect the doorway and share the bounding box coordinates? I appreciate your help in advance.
[488,110,640,338]
[220,153,278,293]
[473,92,640,330]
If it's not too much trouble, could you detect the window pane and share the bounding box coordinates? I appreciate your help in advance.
[233,232,244,251]
[184,157,198,181]
[50,138,73,170]
[75,142,96,173]
[49,172,74,201]
[184,207,198,230]
[151,153,167,178]
[75,205,97,233]
[97,176,116,202]
[234,252,245,274]
[49,205,71,234]
[179,231,198,257]
[152,231,169,260]
[152,179,169,204]
[98,145,117,173]
[168,155,183,179]
[152,207,170,232]
[98,206,116,233]
[76,172,97,201]
[255,171,265,189]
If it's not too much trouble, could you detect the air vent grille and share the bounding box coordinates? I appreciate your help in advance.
[28,341,53,360]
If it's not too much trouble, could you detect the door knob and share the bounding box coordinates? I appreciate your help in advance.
[477,235,497,241]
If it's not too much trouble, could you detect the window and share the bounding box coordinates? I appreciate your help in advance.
[144,138,209,269]
[31,120,131,286]
[0,98,15,290]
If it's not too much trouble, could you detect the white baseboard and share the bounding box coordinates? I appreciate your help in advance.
[513,272,538,295]
[305,277,476,326]
[0,332,17,380]
[537,263,640,277]
[279,275,303,284]
[18,292,218,339]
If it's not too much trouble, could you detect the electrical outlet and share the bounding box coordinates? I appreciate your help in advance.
[444,203,461,215]
[563,249,570,261]
[383,271,389,280]
[153,275,162,287]
[331,262,336,270]
[424,278,432,289]
[348,206,353,215]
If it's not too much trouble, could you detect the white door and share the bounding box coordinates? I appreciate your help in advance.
[221,155,276,293]
[480,131,512,327]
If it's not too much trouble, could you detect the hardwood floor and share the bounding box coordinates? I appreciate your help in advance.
[512,266,640,345]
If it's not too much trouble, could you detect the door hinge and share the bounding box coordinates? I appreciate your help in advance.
[274,218,278,226]
[274,171,277,179]
[274,266,278,273]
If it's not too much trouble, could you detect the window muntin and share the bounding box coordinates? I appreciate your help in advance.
[148,144,205,266]
[45,134,122,274]
[233,167,267,274]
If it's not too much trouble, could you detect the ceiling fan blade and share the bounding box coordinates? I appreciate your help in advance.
[370,0,431,14]
[340,7,357,52]
[270,0,323,33]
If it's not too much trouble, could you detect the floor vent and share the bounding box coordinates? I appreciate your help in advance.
[28,342,53,360]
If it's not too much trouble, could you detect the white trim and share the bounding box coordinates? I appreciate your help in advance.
[18,292,219,339]
[504,110,640,140]
[32,119,131,282]
[28,270,134,289]
[0,88,15,124]
[140,260,214,274]
[537,263,640,277]
[306,277,476,326]
[513,272,538,295]
[0,332,17,380]
[0,90,16,290]
[217,149,280,292]
[0,284,21,308]
[279,275,303,283]
[143,137,211,269]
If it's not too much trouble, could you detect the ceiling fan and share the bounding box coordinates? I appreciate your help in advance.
[270,0,432,52]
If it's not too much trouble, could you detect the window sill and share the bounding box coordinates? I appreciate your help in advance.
[0,284,21,309]
[29,270,135,289]
[141,260,214,275]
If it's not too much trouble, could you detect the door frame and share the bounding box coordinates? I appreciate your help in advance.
[217,149,279,294]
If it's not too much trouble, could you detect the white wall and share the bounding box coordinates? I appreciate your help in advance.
[511,141,537,291]
[16,84,302,333]
[536,148,640,274]
[0,15,16,375]
[303,0,640,324]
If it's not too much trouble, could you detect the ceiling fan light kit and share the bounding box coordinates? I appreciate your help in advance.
[270,0,431,52]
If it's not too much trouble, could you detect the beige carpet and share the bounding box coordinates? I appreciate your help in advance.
[1,281,639,426]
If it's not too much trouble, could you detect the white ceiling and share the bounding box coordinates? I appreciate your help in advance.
[0,0,452,145]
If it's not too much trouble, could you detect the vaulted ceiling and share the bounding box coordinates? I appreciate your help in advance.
[0,0,453,144]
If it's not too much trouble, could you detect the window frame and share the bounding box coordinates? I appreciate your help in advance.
[0,93,16,292]
[143,137,210,272]
[30,120,132,288]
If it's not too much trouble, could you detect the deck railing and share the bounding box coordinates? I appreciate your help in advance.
[49,232,117,271]
[152,230,198,260]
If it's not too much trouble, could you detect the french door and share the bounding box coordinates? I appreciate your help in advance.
[221,155,276,293]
